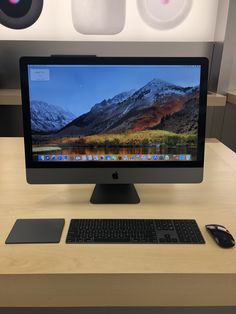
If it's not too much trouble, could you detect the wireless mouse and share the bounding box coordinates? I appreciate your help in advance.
[71,0,126,35]
[206,224,235,248]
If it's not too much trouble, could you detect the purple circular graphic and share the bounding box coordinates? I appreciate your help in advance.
[0,0,43,29]
[8,0,21,4]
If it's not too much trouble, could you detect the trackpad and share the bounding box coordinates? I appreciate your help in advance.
[5,219,65,244]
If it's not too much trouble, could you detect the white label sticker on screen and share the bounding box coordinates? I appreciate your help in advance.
[30,69,50,81]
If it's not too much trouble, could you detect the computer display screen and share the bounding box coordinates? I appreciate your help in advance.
[26,62,203,164]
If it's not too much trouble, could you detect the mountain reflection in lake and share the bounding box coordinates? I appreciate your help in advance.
[33,145,197,159]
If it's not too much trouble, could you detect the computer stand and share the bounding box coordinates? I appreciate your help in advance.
[90,184,140,204]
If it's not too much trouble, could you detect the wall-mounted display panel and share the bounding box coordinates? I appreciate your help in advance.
[0,0,219,41]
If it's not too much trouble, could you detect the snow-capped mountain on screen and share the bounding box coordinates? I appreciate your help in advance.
[90,89,136,113]
[57,78,200,136]
[108,89,136,105]
[30,101,75,133]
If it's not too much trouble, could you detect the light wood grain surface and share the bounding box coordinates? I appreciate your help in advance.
[0,89,21,105]
[227,90,236,105]
[0,89,227,106]
[0,138,236,307]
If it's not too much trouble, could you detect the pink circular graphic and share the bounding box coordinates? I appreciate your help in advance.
[160,0,170,4]
[8,0,20,4]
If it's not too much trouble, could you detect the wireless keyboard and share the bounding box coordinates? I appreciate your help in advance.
[66,219,205,244]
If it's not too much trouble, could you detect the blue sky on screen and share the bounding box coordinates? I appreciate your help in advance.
[28,65,201,116]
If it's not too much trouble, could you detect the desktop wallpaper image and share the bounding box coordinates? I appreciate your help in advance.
[28,65,201,161]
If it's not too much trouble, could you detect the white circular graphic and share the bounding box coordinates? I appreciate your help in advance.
[137,0,193,30]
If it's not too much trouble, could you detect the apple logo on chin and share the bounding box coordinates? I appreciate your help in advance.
[112,171,119,180]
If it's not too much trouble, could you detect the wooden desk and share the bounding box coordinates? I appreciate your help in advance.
[0,138,236,308]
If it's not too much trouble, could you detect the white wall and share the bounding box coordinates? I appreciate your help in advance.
[229,49,236,91]
[0,0,219,41]
[217,0,236,94]
[214,0,229,41]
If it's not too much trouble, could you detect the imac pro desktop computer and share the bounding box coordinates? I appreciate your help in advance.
[20,56,208,204]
